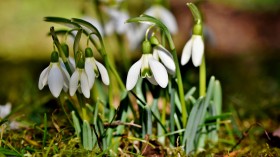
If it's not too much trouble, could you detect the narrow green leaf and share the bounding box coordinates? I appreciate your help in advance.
[184,87,196,101]
[126,14,168,33]
[183,97,204,154]
[44,16,80,28]
[73,28,83,55]
[71,111,81,136]
[82,120,93,150]
[213,80,222,116]
[43,113,47,147]
[71,18,102,40]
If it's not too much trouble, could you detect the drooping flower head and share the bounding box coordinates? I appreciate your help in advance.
[69,51,91,98]
[181,23,204,67]
[38,51,70,98]
[126,40,168,90]
[69,48,110,98]
[84,47,110,88]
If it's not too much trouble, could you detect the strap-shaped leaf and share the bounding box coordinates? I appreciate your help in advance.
[44,16,80,28]
[127,14,168,33]
[71,18,102,41]
[73,28,83,55]
[71,111,81,136]
[83,120,93,150]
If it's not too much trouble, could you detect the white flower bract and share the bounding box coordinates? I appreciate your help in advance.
[126,54,168,90]
[38,62,70,98]
[181,35,204,67]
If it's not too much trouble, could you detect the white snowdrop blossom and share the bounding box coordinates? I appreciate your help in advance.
[181,35,204,67]
[126,54,168,90]
[104,7,130,35]
[84,48,110,89]
[69,68,91,98]
[0,102,11,118]
[152,45,175,75]
[38,52,70,98]
[104,7,145,50]
[144,5,178,34]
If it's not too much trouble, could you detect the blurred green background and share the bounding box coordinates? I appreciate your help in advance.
[0,0,280,130]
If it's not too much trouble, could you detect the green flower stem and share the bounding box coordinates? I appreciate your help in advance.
[100,43,126,93]
[166,34,188,126]
[88,34,126,93]
[50,27,90,121]
[116,34,130,70]
[199,56,206,97]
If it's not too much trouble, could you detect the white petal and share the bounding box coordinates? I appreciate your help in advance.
[116,11,129,34]
[69,57,76,71]
[147,76,158,85]
[148,58,168,88]
[85,59,96,89]
[95,60,110,85]
[80,71,90,98]
[48,64,64,98]
[60,65,70,88]
[192,36,204,67]
[38,66,50,90]
[105,20,115,36]
[70,70,80,96]
[126,59,142,90]
[127,24,145,50]
[157,6,178,34]
[181,39,192,65]
[155,46,175,73]
[0,102,12,118]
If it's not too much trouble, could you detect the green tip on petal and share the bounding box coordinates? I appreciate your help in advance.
[61,43,69,57]
[150,36,160,46]
[85,48,93,58]
[50,51,59,62]
[142,40,152,54]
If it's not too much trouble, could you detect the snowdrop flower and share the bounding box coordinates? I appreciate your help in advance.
[126,40,168,90]
[144,5,178,34]
[181,34,204,67]
[70,67,91,98]
[104,7,130,35]
[69,54,91,98]
[84,48,110,88]
[150,36,175,74]
[104,7,145,50]
[0,102,11,118]
[39,51,70,98]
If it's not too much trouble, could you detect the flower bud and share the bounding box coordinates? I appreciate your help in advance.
[61,43,69,57]
[150,36,159,46]
[142,40,152,54]
[50,51,59,62]
[85,47,93,58]
[75,51,85,69]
